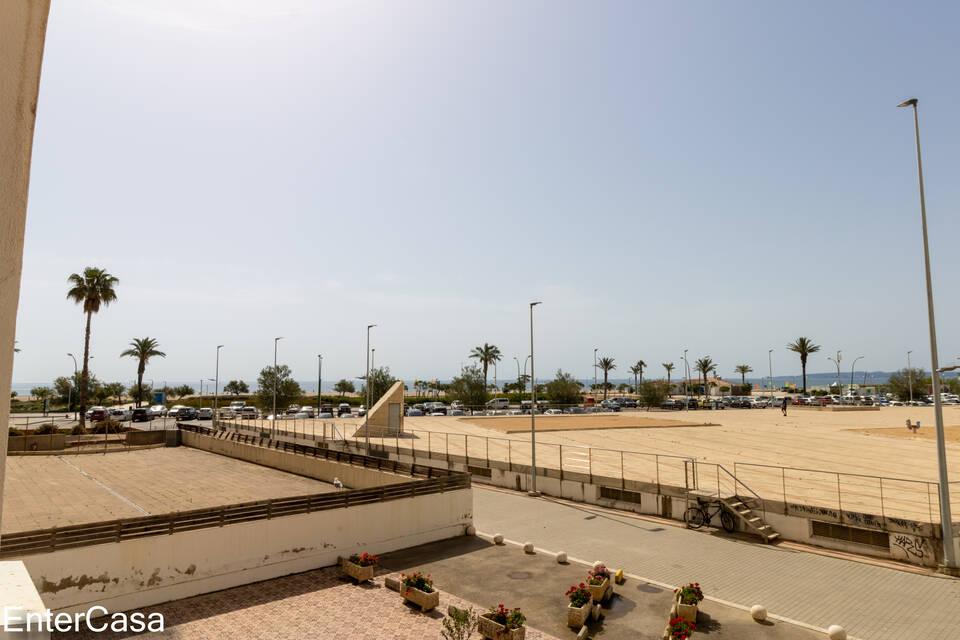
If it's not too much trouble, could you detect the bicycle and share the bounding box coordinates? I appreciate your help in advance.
[683,498,735,533]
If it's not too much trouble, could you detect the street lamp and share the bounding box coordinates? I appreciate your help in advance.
[682,349,689,410]
[827,354,842,396]
[850,355,864,390]
[365,324,377,450]
[273,337,283,439]
[899,97,957,574]
[529,302,542,496]
[317,354,323,417]
[372,348,375,370]
[593,348,598,399]
[768,349,774,406]
[907,350,914,403]
[513,356,530,396]
[215,345,223,428]
[67,353,78,419]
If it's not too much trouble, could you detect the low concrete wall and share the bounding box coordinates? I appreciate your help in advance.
[123,430,166,446]
[181,430,408,489]
[24,487,472,614]
[8,435,65,452]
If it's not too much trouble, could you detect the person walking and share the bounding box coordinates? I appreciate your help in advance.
[781,396,788,416]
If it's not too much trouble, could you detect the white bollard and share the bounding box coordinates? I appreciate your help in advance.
[493,533,504,545]
[556,551,567,564]
[465,525,476,536]
[750,605,767,622]
[523,541,534,553]
[827,625,847,640]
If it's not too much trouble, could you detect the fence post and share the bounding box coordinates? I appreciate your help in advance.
[654,455,659,493]
[589,448,593,484]
[445,433,449,463]
[508,439,512,471]
[559,444,564,481]
[485,436,489,468]
[878,477,885,521]
[781,467,787,513]
[836,474,843,524]
[464,434,468,464]
[428,432,432,459]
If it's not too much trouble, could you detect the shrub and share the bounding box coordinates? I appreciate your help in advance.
[675,583,703,605]
[441,606,479,640]
[566,583,591,607]
[8,427,22,436]
[71,425,86,436]
[34,423,59,435]
[588,564,611,585]
[400,571,434,593]
[485,604,525,629]
[347,552,378,567]
[90,419,124,434]
[666,617,696,639]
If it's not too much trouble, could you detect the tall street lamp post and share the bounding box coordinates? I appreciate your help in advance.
[214,345,223,428]
[593,348,598,400]
[907,350,914,403]
[272,337,283,439]
[850,355,864,390]
[768,348,774,406]
[682,349,689,410]
[365,324,376,451]
[529,302,542,496]
[317,354,323,416]
[827,353,842,396]
[371,348,375,370]
[899,97,957,574]
[67,353,78,420]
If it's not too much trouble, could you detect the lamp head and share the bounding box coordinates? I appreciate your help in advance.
[897,98,918,108]
[530,301,542,307]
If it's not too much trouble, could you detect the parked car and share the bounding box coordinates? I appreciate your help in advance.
[167,405,187,418]
[229,401,246,410]
[449,409,465,416]
[450,401,464,411]
[564,406,586,414]
[178,407,198,420]
[661,398,683,410]
[406,408,424,417]
[132,408,152,422]
[197,407,213,420]
[337,403,352,417]
[486,398,510,410]
[357,406,367,417]
[544,408,563,415]
[285,405,300,415]
[424,402,447,415]
[89,406,109,421]
[610,397,637,408]
[600,399,621,412]
[239,406,259,419]
[109,408,131,421]
[149,404,167,417]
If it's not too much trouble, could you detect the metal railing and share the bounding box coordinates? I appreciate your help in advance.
[1,426,470,559]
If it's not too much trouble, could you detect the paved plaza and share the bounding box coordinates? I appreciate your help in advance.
[474,485,960,640]
[2,448,336,533]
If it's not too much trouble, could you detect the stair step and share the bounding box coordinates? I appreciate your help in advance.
[765,533,780,542]
[748,517,762,523]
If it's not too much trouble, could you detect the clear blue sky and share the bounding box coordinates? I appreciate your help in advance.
[13,0,960,387]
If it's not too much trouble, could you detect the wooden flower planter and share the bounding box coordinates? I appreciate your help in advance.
[567,598,592,628]
[587,577,610,603]
[402,586,440,612]
[341,559,375,584]
[478,614,526,640]
[675,593,698,624]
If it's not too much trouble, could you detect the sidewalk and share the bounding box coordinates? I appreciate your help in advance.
[473,486,960,640]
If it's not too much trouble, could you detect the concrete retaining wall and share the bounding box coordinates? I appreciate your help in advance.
[7,435,66,452]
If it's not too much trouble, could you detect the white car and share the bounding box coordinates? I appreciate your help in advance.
[109,408,131,421]
[168,405,188,418]
[544,409,563,415]
[197,408,213,420]
[149,405,168,417]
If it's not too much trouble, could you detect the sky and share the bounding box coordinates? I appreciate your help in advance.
[12,0,960,389]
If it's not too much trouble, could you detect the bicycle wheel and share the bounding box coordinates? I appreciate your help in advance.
[720,510,736,533]
[684,506,706,529]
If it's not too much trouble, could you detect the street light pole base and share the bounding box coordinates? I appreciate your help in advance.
[937,564,960,578]
[527,491,541,497]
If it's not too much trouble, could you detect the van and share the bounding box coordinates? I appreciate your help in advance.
[486,397,510,410]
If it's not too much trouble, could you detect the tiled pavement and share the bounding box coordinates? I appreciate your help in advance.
[54,566,562,640]
[2,448,336,533]
[474,486,960,640]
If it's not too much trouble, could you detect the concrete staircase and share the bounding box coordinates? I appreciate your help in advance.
[722,495,780,543]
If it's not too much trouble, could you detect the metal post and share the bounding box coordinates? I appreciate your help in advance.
[559,444,564,481]
[214,345,223,428]
[272,337,282,440]
[879,477,886,521]
[365,324,376,451]
[622,451,626,490]
[529,301,541,495]
[836,474,843,524]
[428,431,432,459]
[588,448,593,484]
[317,354,323,417]
[900,98,958,572]
[908,350,913,403]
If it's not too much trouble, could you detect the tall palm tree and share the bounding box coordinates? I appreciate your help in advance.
[468,343,502,391]
[629,363,642,394]
[67,267,119,427]
[121,337,166,407]
[735,364,753,386]
[663,362,675,386]
[695,356,714,397]
[597,356,616,400]
[787,337,821,394]
[635,360,646,386]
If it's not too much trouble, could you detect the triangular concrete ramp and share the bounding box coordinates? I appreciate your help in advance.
[352,380,404,438]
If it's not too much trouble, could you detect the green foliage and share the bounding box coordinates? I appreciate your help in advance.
[787,337,821,393]
[92,385,113,405]
[173,384,194,399]
[333,379,355,396]
[734,364,753,385]
[71,425,86,435]
[638,381,671,409]
[441,606,479,640]
[361,367,397,406]
[256,365,303,413]
[597,356,616,400]
[941,377,960,395]
[8,427,22,436]
[34,423,59,435]
[90,419,124,434]
[468,342,502,389]
[128,383,154,404]
[730,384,752,395]
[53,376,74,404]
[104,382,126,405]
[446,365,488,407]
[546,370,583,406]
[9,391,17,398]
[223,380,249,395]
[887,368,930,401]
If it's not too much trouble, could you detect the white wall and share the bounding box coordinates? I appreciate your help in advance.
[23,487,472,614]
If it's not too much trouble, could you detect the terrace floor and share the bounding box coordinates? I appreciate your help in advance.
[2,448,337,533]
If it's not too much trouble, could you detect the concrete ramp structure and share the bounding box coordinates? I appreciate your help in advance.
[353,380,405,438]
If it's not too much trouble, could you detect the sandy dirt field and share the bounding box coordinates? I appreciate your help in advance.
[855,424,960,444]
[458,413,703,433]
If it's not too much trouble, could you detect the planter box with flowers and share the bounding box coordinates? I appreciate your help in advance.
[400,572,440,612]
[673,583,703,624]
[587,564,612,603]
[341,553,378,583]
[565,583,592,628]
[661,616,696,640]
[478,604,526,640]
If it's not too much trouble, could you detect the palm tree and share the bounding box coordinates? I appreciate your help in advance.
[468,343,502,391]
[787,337,821,394]
[695,356,714,397]
[597,356,616,400]
[629,363,642,394]
[663,362,675,386]
[67,267,119,427]
[735,364,753,386]
[121,338,166,407]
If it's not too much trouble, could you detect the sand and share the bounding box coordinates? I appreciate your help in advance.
[458,413,703,433]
